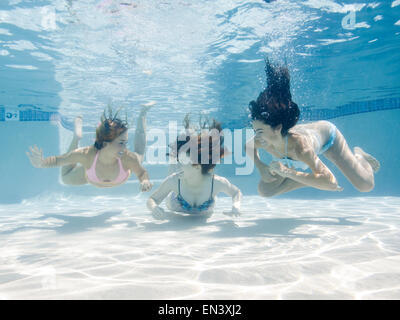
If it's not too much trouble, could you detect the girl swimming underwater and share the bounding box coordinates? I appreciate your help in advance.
[245,60,380,197]
[147,119,242,219]
[26,103,154,191]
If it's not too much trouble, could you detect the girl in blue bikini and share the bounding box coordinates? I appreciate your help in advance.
[246,60,380,197]
[147,119,242,219]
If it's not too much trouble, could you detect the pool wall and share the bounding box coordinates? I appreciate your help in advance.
[1,108,399,204]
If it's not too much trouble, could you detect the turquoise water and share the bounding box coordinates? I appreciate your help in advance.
[1,0,400,202]
[1,0,400,299]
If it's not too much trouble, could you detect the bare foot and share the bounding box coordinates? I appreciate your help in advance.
[74,116,83,140]
[140,101,156,114]
[354,147,380,173]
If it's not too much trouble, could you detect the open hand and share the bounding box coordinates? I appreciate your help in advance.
[260,166,278,183]
[26,145,44,168]
[269,161,291,178]
[152,206,166,220]
[223,207,241,217]
[140,180,153,192]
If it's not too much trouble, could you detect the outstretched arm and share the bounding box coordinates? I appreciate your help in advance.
[147,175,175,219]
[269,137,342,191]
[125,151,152,192]
[26,145,86,168]
[213,176,242,216]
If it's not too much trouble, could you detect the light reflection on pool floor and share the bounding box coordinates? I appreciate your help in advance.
[0,195,399,299]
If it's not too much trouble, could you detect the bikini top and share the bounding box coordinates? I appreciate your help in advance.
[176,175,215,212]
[272,135,309,171]
[271,124,337,171]
[86,151,130,185]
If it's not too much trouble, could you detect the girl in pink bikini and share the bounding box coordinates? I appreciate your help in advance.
[26,103,153,191]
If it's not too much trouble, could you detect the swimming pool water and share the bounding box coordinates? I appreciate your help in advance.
[1,194,400,299]
[1,0,400,300]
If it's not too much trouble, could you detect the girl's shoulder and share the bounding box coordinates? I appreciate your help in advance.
[71,145,93,154]
[212,174,240,194]
[67,146,94,167]
[167,171,183,182]
[294,120,332,131]
[73,145,95,158]
[156,171,181,188]
[121,150,142,168]
[82,145,95,154]
[212,174,231,186]
[123,150,139,160]
[158,171,181,193]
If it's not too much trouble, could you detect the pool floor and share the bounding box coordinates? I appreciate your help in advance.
[0,195,399,299]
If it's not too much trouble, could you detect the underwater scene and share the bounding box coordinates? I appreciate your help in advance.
[1,0,400,299]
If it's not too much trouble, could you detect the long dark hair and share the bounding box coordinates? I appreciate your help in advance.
[171,116,225,175]
[249,59,300,136]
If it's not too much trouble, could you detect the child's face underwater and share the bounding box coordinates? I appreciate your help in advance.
[104,130,129,157]
[178,150,202,172]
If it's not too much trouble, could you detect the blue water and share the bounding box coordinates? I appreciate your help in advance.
[1,0,400,300]
[1,0,399,202]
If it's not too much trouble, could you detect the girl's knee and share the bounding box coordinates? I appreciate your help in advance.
[355,179,374,192]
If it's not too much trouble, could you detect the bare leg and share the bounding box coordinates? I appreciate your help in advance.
[258,175,306,197]
[61,116,87,185]
[324,129,378,192]
[61,116,82,176]
[134,101,155,163]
